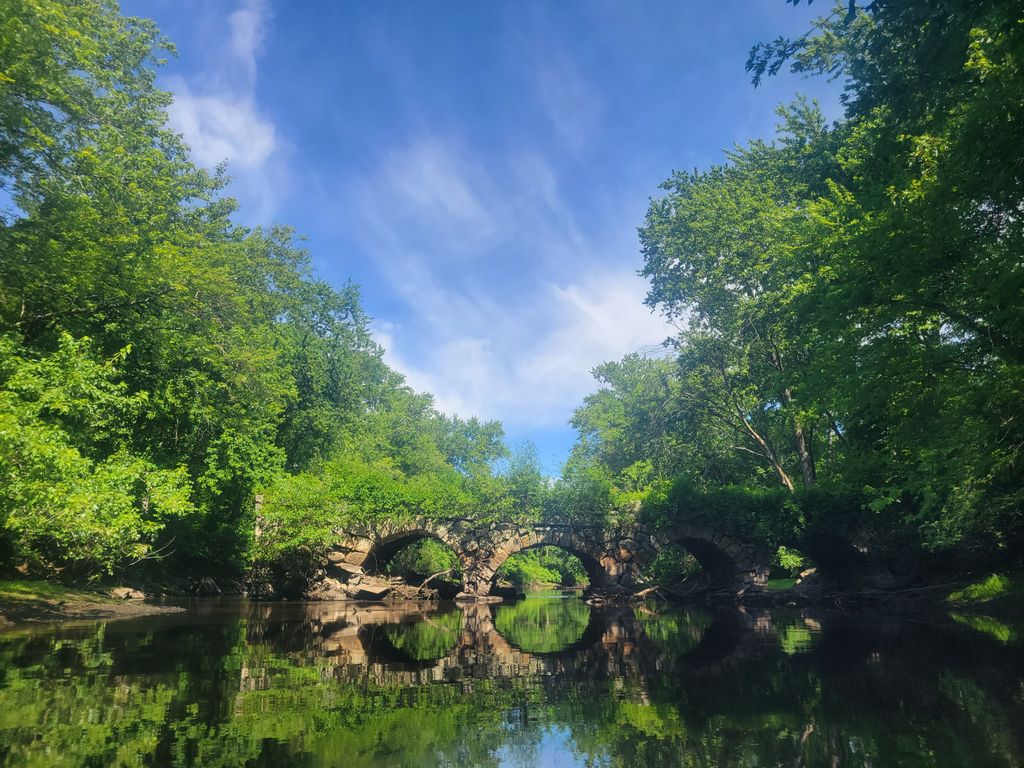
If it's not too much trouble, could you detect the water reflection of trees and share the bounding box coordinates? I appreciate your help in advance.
[493,596,592,654]
[0,603,1021,767]
[381,611,463,661]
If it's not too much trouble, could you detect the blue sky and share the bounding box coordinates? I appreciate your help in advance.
[122,0,840,474]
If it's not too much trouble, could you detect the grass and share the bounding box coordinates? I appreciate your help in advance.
[765,578,797,591]
[947,573,1024,605]
[0,579,106,601]
[0,579,117,623]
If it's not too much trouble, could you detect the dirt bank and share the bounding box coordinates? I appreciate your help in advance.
[0,580,185,627]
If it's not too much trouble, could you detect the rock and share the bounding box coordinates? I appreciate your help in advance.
[796,567,818,583]
[454,592,503,603]
[330,560,364,577]
[308,577,350,601]
[489,584,523,600]
[111,587,146,601]
[196,577,221,595]
[351,576,393,600]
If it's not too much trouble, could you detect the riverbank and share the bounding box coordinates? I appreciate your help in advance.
[709,570,1024,642]
[0,580,185,627]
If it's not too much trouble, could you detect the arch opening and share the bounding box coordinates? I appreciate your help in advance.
[494,545,594,592]
[359,532,463,598]
[677,537,742,583]
[364,533,459,576]
[766,545,818,591]
[797,533,887,589]
[646,541,704,588]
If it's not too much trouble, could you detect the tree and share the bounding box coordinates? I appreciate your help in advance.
[639,99,842,492]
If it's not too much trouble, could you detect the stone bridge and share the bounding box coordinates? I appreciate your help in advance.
[324,516,772,597]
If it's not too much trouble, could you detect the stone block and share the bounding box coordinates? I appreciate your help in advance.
[331,560,364,576]
[344,551,369,567]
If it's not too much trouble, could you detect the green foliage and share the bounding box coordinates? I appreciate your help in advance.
[564,0,1024,572]
[385,538,460,579]
[773,545,807,574]
[497,546,588,588]
[948,573,1024,606]
[645,543,701,585]
[659,479,801,546]
[0,0,525,581]
[0,334,192,575]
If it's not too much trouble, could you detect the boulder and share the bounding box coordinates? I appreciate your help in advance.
[111,587,146,601]
[307,577,349,601]
[351,577,393,600]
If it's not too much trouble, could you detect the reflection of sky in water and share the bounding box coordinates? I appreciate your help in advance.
[496,726,601,768]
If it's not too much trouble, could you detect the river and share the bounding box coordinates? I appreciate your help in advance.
[0,593,1021,766]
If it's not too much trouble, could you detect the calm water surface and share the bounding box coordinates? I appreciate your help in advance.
[0,593,1022,767]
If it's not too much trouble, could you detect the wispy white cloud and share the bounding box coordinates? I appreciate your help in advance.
[532,47,603,155]
[167,79,276,169]
[165,0,282,217]
[374,270,671,428]
[386,140,491,225]
[228,0,269,81]
[349,136,672,431]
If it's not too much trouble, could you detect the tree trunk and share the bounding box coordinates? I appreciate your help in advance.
[783,387,816,488]
[718,360,796,491]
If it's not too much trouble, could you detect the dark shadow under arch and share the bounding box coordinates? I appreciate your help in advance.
[676,536,742,582]
[798,533,872,589]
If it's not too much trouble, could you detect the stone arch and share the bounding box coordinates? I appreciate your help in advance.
[664,523,769,584]
[327,518,467,576]
[796,530,896,589]
[462,527,610,596]
[461,524,659,596]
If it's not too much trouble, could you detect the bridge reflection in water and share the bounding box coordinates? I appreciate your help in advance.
[239,598,806,690]
[2,595,1023,766]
